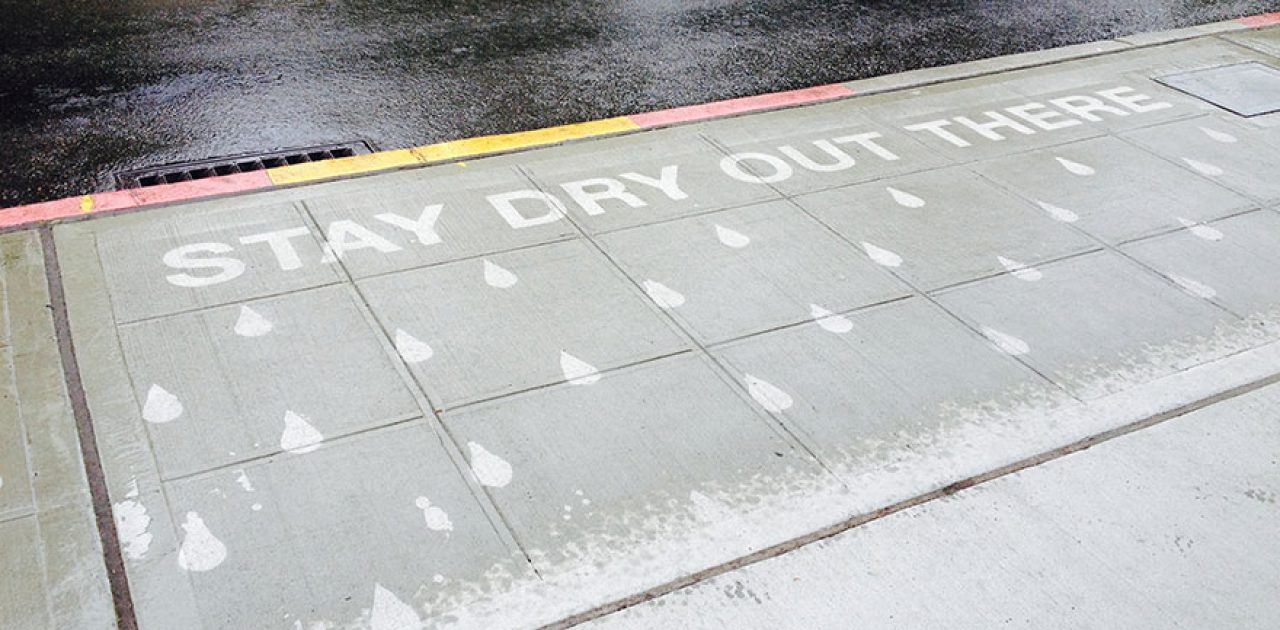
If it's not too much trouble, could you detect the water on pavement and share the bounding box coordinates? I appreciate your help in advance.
[1,0,1277,206]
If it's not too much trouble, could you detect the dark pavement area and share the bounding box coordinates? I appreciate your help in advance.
[2,0,1278,207]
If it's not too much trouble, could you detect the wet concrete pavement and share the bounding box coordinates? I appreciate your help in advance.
[2,19,1280,630]
[3,0,1280,207]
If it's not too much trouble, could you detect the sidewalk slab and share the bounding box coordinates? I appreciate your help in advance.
[594,199,911,345]
[795,165,1098,289]
[115,284,422,479]
[708,298,1050,468]
[302,157,578,278]
[1121,209,1280,317]
[158,422,527,630]
[1121,114,1280,204]
[585,380,1280,630]
[518,126,781,234]
[0,231,113,630]
[442,353,833,570]
[357,239,690,407]
[972,133,1256,244]
[934,250,1253,400]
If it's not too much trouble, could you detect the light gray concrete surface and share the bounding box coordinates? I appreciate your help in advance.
[0,231,113,629]
[9,24,1280,630]
[584,380,1280,630]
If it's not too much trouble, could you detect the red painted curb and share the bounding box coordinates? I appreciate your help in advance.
[0,172,275,230]
[628,84,855,128]
[1238,12,1280,27]
[129,171,273,206]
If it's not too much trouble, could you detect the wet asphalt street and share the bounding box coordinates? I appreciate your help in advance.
[2,0,1278,207]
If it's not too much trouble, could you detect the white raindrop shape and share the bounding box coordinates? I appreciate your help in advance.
[981,327,1030,356]
[483,259,519,289]
[279,411,323,454]
[394,329,434,363]
[809,304,853,333]
[113,497,152,560]
[862,241,903,267]
[887,186,925,208]
[1168,274,1218,299]
[1037,200,1079,223]
[414,497,453,532]
[744,374,793,412]
[997,256,1043,282]
[1177,217,1223,241]
[233,305,273,337]
[370,583,424,630]
[468,442,513,488]
[642,279,686,309]
[1055,157,1095,176]
[142,385,183,424]
[176,512,227,572]
[714,224,751,248]
[1183,157,1224,177]
[1199,127,1237,143]
[559,351,600,385]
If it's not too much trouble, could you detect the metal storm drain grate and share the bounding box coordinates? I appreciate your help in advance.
[112,141,373,189]
[1155,61,1280,117]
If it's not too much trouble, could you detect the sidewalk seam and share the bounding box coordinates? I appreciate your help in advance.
[37,227,138,630]
[544,367,1280,629]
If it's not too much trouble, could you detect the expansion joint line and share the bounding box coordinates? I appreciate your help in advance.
[38,227,139,630]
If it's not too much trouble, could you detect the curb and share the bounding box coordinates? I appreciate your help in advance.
[2,13,1277,231]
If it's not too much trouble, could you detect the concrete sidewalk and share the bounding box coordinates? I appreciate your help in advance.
[3,18,1280,630]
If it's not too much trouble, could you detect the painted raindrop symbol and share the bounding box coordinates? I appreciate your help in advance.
[745,374,793,412]
[1176,217,1223,241]
[559,351,600,385]
[1055,157,1095,176]
[643,279,686,309]
[809,304,853,333]
[1183,157,1224,177]
[233,305,273,337]
[142,385,183,424]
[862,241,903,267]
[113,484,153,560]
[714,224,751,248]
[997,256,1043,282]
[370,583,424,630]
[394,329,434,363]
[1199,127,1237,143]
[1037,200,1079,223]
[981,327,1030,356]
[414,497,453,532]
[279,411,323,454]
[887,186,925,208]
[1169,274,1217,299]
[483,259,518,289]
[468,442,513,488]
[176,512,226,572]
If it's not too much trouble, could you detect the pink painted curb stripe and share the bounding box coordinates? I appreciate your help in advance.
[0,171,274,229]
[1238,12,1280,26]
[1,83,857,228]
[129,171,272,206]
[627,84,854,128]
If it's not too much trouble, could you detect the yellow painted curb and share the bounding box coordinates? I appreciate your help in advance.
[411,117,640,163]
[79,195,94,212]
[267,149,420,185]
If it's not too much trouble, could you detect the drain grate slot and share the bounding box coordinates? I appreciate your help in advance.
[112,141,371,189]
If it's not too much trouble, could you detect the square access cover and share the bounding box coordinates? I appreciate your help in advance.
[1155,61,1280,117]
